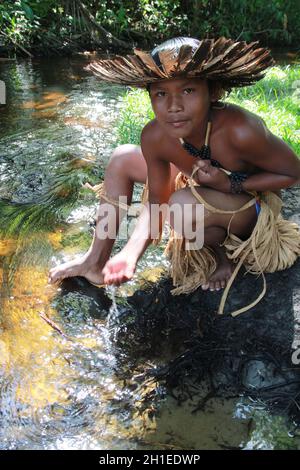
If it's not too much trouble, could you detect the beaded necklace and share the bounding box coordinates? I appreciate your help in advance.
[179,109,248,193]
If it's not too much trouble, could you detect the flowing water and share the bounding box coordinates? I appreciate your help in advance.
[0,56,299,450]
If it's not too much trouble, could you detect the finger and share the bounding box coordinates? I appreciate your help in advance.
[198,163,212,175]
[103,270,116,283]
[106,276,120,286]
[198,168,209,176]
[124,270,133,279]
[103,273,111,284]
[196,170,210,182]
[194,163,205,174]
[102,266,108,276]
[102,261,113,275]
[195,159,210,168]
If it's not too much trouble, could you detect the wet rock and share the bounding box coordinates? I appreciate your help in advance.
[241,359,288,390]
[117,187,300,422]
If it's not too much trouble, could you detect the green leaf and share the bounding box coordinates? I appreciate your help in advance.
[21,1,34,20]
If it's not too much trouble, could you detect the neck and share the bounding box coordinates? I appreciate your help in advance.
[182,107,211,148]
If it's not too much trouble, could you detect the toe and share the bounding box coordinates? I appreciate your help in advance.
[214,281,221,291]
[201,283,210,290]
[209,282,215,291]
[220,279,226,289]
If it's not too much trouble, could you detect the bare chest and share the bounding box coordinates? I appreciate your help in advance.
[162,133,257,177]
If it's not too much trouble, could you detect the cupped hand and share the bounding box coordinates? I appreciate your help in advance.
[192,160,230,192]
[102,252,136,285]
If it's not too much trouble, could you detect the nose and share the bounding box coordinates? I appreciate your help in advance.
[167,94,183,113]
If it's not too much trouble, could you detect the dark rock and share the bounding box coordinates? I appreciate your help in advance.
[114,187,300,422]
[241,359,288,390]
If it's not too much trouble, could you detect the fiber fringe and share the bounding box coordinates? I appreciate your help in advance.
[143,172,300,316]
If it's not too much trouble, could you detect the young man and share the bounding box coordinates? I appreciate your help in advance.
[48,37,300,315]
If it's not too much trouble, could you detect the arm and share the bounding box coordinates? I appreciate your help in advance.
[102,202,153,285]
[123,122,172,261]
[102,122,172,284]
[193,115,300,193]
[231,117,300,192]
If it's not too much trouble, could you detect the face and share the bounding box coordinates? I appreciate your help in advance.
[149,77,211,141]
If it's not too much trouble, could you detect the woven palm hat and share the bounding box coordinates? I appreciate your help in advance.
[86,36,274,88]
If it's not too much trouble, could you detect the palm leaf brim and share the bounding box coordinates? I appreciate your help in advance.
[86,37,274,88]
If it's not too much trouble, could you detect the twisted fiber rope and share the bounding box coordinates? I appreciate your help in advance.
[84,182,131,211]
[165,169,300,315]
[84,181,162,244]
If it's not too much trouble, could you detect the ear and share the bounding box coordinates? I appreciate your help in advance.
[209,81,223,102]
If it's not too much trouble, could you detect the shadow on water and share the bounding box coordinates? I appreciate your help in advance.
[0,56,300,449]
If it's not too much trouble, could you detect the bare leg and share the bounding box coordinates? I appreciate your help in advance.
[48,144,148,285]
[168,186,257,291]
[48,144,179,285]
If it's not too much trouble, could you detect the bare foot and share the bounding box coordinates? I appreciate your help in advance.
[201,245,234,292]
[48,255,104,286]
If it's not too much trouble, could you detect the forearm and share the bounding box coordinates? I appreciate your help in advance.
[242,172,299,192]
[122,202,163,262]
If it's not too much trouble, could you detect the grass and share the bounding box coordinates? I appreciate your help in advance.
[116,89,154,145]
[116,64,300,156]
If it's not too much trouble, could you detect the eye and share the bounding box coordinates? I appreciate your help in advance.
[183,88,194,94]
[155,90,166,97]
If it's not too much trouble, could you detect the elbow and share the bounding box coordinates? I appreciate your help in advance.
[295,164,300,185]
[287,175,300,187]
[293,171,300,185]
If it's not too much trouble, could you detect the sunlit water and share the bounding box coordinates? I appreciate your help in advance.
[0,56,299,450]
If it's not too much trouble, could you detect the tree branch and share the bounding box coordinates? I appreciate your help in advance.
[77,0,132,51]
[0,30,33,58]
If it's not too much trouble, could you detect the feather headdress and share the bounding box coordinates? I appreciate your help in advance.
[86,37,274,88]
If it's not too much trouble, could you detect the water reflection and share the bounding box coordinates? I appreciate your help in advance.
[0,57,299,450]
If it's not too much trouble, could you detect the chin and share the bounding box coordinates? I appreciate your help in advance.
[164,124,192,139]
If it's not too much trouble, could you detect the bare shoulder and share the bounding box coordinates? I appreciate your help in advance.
[219,103,299,177]
[141,118,166,159]
[141,118,159,137]
[220,103,268,147]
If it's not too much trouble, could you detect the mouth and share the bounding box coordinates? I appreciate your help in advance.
[167,120,189,128]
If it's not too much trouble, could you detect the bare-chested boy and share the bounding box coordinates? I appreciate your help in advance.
[49,37,300,298]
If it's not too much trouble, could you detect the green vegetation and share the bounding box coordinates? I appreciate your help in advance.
[0,1,299,57]
[116,89,154,145]
[247,409,299,450]
[116,65,300,156]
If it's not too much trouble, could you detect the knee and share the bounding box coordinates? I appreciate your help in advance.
[107,144,141,173]
[167,188,191,229]
[168,188,188,208]
[167,187,210,229]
